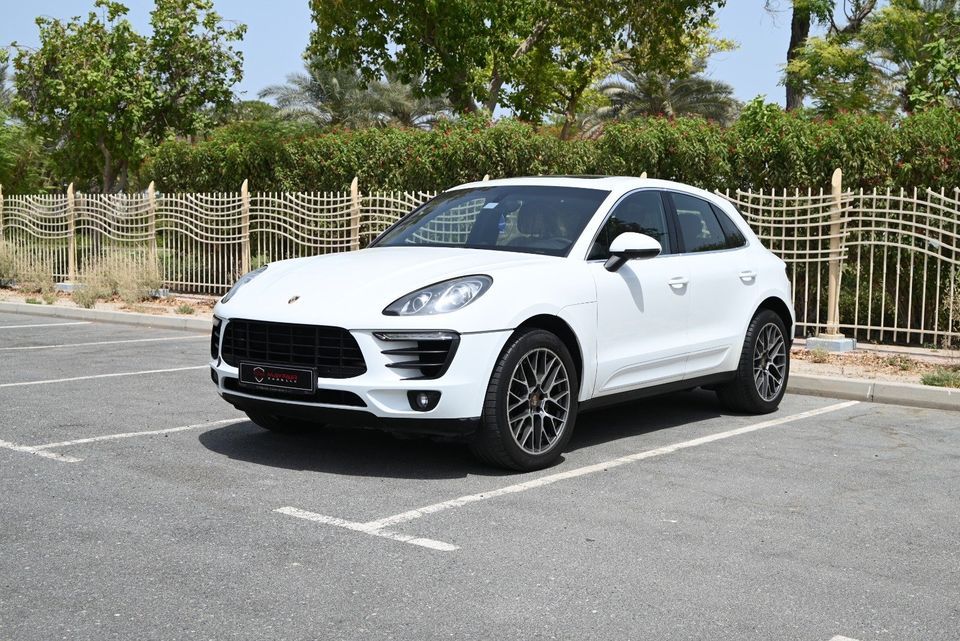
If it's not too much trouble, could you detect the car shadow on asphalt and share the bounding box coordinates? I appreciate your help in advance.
[197,389,727,480]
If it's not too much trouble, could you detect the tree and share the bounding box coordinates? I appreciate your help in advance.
[305,0,725,122]
[260,62,450,130]
[786,0,959,114]
[765,1,835,109]
[585,56,740,134]
[0,60,13,111]
[10,0,244,192]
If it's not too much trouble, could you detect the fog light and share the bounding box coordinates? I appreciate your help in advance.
[408,390,441,412]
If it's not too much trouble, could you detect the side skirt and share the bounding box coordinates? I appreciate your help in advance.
[579,372,736,413]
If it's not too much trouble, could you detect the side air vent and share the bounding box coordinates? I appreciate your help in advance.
[374,331,460,380]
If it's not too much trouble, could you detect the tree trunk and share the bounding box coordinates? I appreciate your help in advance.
[98,138,115,194]
[483,18,550,115]
[785,5,811,110]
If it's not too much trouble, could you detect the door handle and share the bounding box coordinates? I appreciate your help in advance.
[738,270,757,282]
[668,276,689,289]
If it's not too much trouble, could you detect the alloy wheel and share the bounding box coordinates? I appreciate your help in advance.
[506,347,571,455]
[753,322,787,402]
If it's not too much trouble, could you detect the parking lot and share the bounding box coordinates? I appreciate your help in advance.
[0,309,958,640]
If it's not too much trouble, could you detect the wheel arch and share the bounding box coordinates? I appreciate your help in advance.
[516,314,584,387]
[756,296,795,345]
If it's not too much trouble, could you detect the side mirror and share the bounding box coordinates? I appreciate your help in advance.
[604,232,662,272]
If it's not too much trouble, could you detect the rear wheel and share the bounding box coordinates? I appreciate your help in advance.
[470,328,578,471]
[716,309,790,414]
[245,412,320,434]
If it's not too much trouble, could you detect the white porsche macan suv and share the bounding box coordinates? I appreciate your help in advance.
[209,176,794,471]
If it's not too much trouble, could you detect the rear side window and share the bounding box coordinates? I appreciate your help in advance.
[711,203,747,248]
[589,191,672,260]
[673,193,739,253]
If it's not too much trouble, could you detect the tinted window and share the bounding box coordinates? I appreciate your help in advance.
[589,191,671,260]
[673,193,731,253]
[711,203,747,248]
[373,186,610,257]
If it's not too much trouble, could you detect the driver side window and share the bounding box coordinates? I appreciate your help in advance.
[589,191,671,260]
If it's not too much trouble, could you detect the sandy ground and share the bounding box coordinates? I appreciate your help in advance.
[0,287,216,320]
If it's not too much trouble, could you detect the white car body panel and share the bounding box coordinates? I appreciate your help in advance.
[211,176,794,428]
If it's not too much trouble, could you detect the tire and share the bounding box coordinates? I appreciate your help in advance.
[470,328,579,471]
[715,309,790,414]
[245,412,321,434]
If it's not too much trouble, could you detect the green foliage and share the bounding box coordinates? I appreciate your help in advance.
[921,367,960,388]
[306,0,724,119]
[894,107,960,187]
[10,0,245,193]
[142,106,960,193]
[175,303,195,314]
[787,0,960,115]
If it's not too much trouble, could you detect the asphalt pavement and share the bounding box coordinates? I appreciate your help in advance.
[0,309,957,641]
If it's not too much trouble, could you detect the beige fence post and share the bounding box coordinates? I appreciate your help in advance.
[240,179,251,274]
[66,183,77,282]
[823,168,844,337]
[0,184,4,241]
[349,176,361,251]
[640,171,648,179]
[482,174,490,182]
[147,181,158,267]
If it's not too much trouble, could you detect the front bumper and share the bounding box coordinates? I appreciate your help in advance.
[210,323,512,431]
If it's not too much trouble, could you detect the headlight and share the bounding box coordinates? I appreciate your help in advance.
[221,266,267,304]
[383,275,493,316]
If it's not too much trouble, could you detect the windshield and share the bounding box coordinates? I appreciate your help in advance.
[371,185,611,257]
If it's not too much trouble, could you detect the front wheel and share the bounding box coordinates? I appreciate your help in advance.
[470,328,579,471]
[716,309,790,414]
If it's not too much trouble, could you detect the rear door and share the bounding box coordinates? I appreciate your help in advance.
[590,190,691,395]
[667,191,756,379]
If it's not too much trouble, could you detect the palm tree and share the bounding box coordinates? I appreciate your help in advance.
[259,64,449,130]
[259,65,377,128]
[0,63,14,112]
[586,58,740,133]
[368,73,451,129]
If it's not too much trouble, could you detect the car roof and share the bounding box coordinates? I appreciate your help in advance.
[447,175,718,200]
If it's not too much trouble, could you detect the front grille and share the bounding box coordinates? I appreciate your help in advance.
[211,317,222,359]
[221,319,366,379]
[378,332,460,379]
[223,378,366,406]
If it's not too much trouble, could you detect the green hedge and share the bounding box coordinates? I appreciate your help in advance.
[140,103,960,193]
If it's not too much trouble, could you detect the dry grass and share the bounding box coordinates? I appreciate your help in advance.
[808,347,830,363]
[74,253,162,309]
[16,256,55,297]
[0,243,17,284]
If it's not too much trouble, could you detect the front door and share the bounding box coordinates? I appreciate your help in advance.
[590,190,691,396]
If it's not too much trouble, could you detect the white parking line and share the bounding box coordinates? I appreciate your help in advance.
[830,636,862,641]
[276,507,459,552]
[0,418,245,463]
[0,365,207,388]
[0,335,206,351]
[0,321,92,330]
[277,400,860,552]
[0,438,83,463]
[29,418,245,450]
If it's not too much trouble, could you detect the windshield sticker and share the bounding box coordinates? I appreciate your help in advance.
[483,202,499,209]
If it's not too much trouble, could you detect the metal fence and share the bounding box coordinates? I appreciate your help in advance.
[1,172,958,346]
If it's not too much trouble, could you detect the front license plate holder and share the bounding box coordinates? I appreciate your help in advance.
[238,362,316,394]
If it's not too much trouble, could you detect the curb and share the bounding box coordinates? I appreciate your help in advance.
[0,302,212,332]
[787,373,960,412]
[3,300,956,412]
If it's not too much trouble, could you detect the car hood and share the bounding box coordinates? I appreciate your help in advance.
[216,246,568,328]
